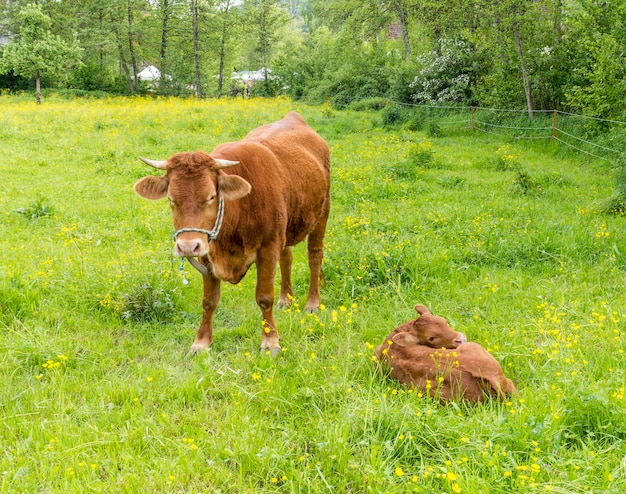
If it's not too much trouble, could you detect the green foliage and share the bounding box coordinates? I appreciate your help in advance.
[600,153,626,216]
[511,169,540,196]
[562,0,626,120]
[348,97,388,111]
[1,0,625,117]
[120,284,176,323]
[426,121,442,138]
[381,104,409,127]
[14,196,54,220]
[0,3,82,100]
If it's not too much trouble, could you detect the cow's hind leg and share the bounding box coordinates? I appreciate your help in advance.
[255,251,281,356]
[305,205,329,312]
[277,246,294,308]
[190,269,221,353]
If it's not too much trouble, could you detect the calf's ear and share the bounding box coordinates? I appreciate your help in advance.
[392,332,420,347]
[134,176,169,200]
[218,174,252,200]
[414,305,431,317]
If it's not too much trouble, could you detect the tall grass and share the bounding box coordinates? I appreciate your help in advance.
[1,94,625,492]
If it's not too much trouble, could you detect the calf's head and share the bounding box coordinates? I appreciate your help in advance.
[134,151,251,257]
[393,305,467,349]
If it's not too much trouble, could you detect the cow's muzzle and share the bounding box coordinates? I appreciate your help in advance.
[174,236,208,257]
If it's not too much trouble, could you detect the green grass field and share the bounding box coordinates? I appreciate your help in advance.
[1,94,625,493]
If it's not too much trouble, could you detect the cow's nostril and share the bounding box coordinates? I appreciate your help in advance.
[176,239,204,257]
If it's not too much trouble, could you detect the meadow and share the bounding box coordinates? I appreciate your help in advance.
[1,94,625,493]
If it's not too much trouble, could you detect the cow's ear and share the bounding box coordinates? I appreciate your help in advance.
[134,176,169,200]
[218,174,252,200]
[392,332,420,347]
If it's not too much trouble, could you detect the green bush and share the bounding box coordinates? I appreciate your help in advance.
[120,284,175,323]
[14,196,54,220]
[381,104,409,127]
[348,97,388,111]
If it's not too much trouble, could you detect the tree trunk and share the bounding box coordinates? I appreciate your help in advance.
[111,18,134,93]
[160,0,170,90]
[108,8,135,93]
[127,0,139,90]
[192,0,202,99]
[553,0,563,44]
[217,14,228,96]
[35,73,41,105]
[395,2,411,60]
[514,22,534,118]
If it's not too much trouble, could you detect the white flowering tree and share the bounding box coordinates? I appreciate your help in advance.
[409,38,475,105]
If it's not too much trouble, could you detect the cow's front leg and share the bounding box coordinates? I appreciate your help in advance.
[190,268,221,353]
[277,246,294,308]
[255,252,280,356]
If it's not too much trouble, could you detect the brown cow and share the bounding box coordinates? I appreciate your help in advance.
[376,305,517,402]
[134,112,330,355]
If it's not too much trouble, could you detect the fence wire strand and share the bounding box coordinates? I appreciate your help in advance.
[393,101,624,162]
[474,119,552,132]
[555,128,622,155]
[554,137,609,161]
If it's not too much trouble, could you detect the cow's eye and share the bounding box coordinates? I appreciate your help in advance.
[428,336,436,343]
[207,194,217,204]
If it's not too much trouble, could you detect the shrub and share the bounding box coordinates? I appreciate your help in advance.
[120,284,175,323]
[14,196,54,220]
[391,138,435,178]
[512,169,541,195]
[426,121,442,138]
[600,153,626,215]
[381,104,409,127]
[348,98,388,111]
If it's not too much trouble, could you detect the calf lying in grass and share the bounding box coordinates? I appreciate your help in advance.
[375,305,517,402]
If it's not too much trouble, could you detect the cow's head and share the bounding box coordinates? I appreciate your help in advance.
[134,151,251,257]
[392,305,467,349]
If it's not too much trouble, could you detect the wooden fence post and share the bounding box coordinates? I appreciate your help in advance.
[552,110,557,142]
[471,106,475,132]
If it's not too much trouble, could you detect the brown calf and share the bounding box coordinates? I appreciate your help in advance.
[376,305,517,402]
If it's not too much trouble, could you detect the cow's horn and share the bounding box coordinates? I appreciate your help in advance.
[214,158,240,169]
[139,157,168,169]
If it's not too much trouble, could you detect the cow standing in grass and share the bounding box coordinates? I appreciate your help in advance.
[134,112,330,355]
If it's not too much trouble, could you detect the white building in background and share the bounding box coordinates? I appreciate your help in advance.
[137,65,162,82]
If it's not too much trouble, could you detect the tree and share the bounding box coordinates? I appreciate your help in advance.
[214,0,241,96]
[191,0,203,98]
[563,0,626,120]
[0,3,82,103]
[244,0,288,95]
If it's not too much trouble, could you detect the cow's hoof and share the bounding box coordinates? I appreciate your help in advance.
[277,299,291,309]
[190,340,211,353]
[260,346,281,357]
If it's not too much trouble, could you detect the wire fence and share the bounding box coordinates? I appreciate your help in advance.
[395,101,626,164]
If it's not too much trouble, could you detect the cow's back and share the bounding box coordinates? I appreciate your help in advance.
[212,112,330,246]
